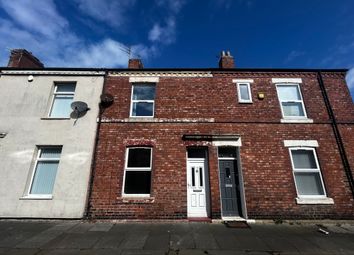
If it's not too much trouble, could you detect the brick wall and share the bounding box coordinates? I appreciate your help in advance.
[89,71,354,219]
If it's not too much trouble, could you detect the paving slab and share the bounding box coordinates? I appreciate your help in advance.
[1,248,40,255]
[120,231,149,249]
[43,232,102,249]
[93,232,126,249]
[89,223,113,232]
[170,233,195,250]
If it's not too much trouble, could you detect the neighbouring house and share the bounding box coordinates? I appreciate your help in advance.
[0,49,104,218]
[88,51,354,220]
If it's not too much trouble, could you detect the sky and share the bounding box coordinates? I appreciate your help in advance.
[0,0,353,98]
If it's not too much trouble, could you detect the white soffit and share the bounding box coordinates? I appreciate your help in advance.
[129,76,159,83]
[272,78,303,83]
[283,140,319,147]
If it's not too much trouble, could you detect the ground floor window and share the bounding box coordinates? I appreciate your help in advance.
[29,146,62,197]
[123,147,152,196]
[289,147,326,197]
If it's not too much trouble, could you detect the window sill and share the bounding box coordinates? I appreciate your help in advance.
[239,101,253,104]
[281,118,313,124]
[296,197,334,205]
[41,117,71,120]
[118,197,155,204]
[20,195,53,200]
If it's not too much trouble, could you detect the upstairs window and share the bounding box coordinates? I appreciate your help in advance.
[49,83,76,118]
[130,84,156,117]
[123,147,152,196]
[289,147,326,197]
[237,83,252,103]
[29,147,62,197]
[276,84,307,118]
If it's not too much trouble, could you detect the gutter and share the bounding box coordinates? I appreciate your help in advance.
[317,72,354,198]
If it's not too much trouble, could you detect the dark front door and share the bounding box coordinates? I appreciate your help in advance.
[219,160,242,217]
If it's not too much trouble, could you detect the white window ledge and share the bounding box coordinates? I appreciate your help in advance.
[20,195,53,200]
[296,197,334,205]
[281,118,313,123]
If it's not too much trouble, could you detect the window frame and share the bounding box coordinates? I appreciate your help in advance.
[237,82,252,103]
[26,146,62,199]
[129,83,156,118]
[288,147,327,199]
[48,83,76,118]
[276,83,307,119]
[122,147,153,197]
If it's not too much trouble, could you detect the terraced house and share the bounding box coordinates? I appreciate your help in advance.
[1,49,353,221]
[88,51,354,221]
[0,49,104,218]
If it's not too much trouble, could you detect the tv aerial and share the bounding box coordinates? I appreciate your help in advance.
[70,101,90,119]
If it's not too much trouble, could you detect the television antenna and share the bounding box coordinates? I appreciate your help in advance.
[118,43,141,59]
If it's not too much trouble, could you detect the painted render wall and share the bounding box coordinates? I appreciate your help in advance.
[0,73,104,218]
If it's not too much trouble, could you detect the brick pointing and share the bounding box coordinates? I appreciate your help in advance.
[89,71,354,219]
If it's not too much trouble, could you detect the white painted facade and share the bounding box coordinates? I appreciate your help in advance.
[0,70,104,218]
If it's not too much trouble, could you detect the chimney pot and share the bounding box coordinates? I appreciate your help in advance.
[218,50,235,69]
[7,49,44,68]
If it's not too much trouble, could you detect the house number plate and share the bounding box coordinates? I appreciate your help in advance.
[225,184,233,188]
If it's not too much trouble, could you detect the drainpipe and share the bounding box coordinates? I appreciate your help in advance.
[317,71,354,198]
[84,71,108,219]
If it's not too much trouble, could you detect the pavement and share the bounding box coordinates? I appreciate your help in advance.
[0,220,354,255]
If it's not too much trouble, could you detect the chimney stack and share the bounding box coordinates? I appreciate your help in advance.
[128,58,144,69]
[7,49,44,68]
[218,50,235,69]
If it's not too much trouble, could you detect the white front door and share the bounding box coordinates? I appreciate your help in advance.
[187,160,208,217]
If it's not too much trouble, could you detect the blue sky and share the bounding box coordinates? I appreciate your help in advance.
[0,0,353,98]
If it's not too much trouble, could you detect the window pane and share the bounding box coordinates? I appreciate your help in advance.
[292,150,317,169]
[239,84,250,100]
[40,148,62,159]
[124,171,151,194]
[277,85,301,101]
[133,85,155,100]
[127,148,151,168]
[30,161,59,194]
[282,102,305,117]
[50,95,74,117]
[187,148,206,158]
[132,102,154,116]
[56,84,76,93]
[218,147,237,158]
[294,172,325,195]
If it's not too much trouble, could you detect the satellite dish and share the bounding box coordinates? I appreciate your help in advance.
[70,101,90,119]
[100,93,114,107]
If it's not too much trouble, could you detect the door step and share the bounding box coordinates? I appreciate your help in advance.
[222,216,245,221]
[188,217,212,222]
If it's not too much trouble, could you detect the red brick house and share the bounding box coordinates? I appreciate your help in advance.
[88,52,354,220]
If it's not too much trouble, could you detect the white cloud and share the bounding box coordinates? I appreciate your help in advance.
[284,50,305,64]
[0,0,151,67]
[74,0,136,27]
[148,0,185,45]
[0,0,68,38]
[346,68,354,90]
[148,18,176,44]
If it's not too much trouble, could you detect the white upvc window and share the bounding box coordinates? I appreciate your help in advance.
[49,83,76,118]
[122,147,152,197]
[276,84,307,119]
[130,84,156,117]
[289,147,327,198]
[237,83,252,103]
[28,146,62,198]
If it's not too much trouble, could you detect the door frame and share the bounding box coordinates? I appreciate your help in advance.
[217,146,247,220]
[186,152,211,218]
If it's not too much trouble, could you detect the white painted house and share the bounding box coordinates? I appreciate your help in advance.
[0,50,104,218]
